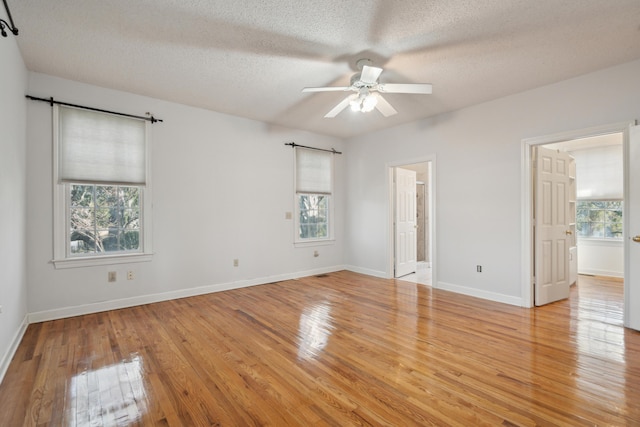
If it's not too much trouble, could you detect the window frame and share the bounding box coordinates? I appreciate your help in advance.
[576,199,623,241]
[293,148,335,245]
[52,105,153,269]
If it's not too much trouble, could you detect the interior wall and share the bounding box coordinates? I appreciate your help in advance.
[0,34,28,374]
[344,59,640,304]
[26,72,345,318]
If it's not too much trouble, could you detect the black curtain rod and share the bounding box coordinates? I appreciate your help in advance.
[284,142,342,155]
[25,95,163,123]
[1,0,19,37]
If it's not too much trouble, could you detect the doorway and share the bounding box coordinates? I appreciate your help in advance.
[388,158,435,286]
[521,121,638,330]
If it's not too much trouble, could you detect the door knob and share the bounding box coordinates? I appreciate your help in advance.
[565,230,573,235]
[633,235,640,243]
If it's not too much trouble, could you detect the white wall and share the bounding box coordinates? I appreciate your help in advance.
[0,35,28,376]
[26,73,345,319]
[578,241,624,278]
[345,59,640,304]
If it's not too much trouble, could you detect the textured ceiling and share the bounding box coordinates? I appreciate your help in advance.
[9,0,640,138]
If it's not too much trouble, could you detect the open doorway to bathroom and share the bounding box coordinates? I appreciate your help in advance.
[392,161,433,286]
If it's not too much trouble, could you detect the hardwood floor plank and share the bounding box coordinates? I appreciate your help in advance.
[1,272,639,425]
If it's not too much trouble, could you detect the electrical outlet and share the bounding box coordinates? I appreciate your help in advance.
[233,259,239,267]
[313,250,319,257]
[285,211,292,220]
[108,271,117,282]
[127,271,134,280]
[477,265,482,273]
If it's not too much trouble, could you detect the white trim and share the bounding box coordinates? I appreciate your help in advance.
[0,315,28,384]
[521,121,633,308]
[52,253,153,269]
[437,281,523,307]
[386,155,437,287]
[294,239,335,248]
[578,268,624,278]
[344,264,387,279]
[578,238,623,247]
[28,265,346,323]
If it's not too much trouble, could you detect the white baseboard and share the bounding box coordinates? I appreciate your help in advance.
[28,265,346,323]
[578,269,624,278]
[0,314,29,385]
[437,281,523,307]
[344,265,388,279]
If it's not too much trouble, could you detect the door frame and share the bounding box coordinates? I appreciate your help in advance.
[520,121,633,316]
[386,155,437,286]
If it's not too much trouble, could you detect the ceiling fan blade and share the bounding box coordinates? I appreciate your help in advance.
[373,93,397,117]
[302,86,351,93]
[360,65,383,84]
[324,94,357,118]
[378,83,432,94]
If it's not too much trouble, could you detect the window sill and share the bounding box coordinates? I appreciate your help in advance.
[52,253,153,269]
[294,239,335,248]
[577,238,623,247]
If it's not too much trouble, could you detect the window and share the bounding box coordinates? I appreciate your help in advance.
[53,105,152,268]
[576,200,623,239]
[295,147,333,242]
[69,184,141,255]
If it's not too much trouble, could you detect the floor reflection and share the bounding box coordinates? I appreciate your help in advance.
[297,302,333,360]
[69,354,147,426]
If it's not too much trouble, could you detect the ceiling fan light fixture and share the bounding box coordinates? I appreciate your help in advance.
[361,94,377,112]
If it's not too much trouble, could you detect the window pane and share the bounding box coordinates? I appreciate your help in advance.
[122,231,140,250]
[576,222,589,237]
[605,209,622,224]
[121,187,140,209]
[605,224,623,239]
[576,209,589,223]
[96,186,118,207]
[588,209,604,222]
[122,209,140,229]
[96,208,117,229]
[70,208,94,230]
[70,235,95,254]
[297,194,330,240]
[69,184,142,256]
[70,185,94,207]
[575,200,623,239]
[590,222,604,237]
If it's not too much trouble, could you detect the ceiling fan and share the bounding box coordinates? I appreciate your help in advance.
[302,59,432,118]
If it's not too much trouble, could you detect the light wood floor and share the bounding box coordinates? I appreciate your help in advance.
[1,272,639,426]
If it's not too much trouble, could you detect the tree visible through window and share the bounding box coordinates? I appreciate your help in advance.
[70,184,141,255]
[576,200,622,239]
[298,194,328,239]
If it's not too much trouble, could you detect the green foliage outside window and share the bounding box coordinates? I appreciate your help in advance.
[576,200,622,239]
[70,184,141,254]
[298,194,328,239]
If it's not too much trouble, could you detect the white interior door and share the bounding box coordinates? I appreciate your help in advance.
[535,146,572,306]
[395,167,417,277]
[626,125,640,330]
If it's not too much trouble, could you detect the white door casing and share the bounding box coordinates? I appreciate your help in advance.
[626,125,640,330]
[395,167,417,277]
[535,146,572,306]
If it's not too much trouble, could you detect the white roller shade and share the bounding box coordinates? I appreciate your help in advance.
[58,106,147,185]
[571,145,623,200]
[295,147,332,194]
